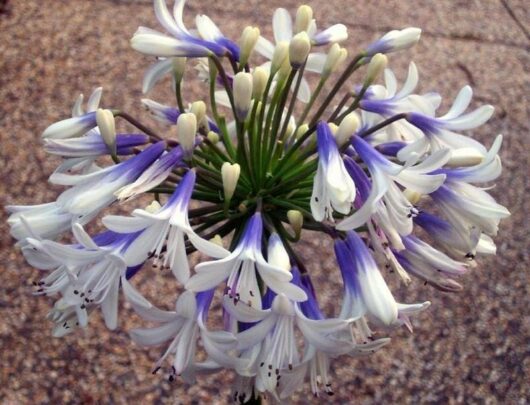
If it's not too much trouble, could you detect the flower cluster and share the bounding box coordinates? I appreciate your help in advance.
[8,0,509,402]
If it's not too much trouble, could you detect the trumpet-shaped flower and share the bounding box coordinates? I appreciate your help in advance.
[402,86,495,160]
[104,170,229,284]
[337,135,448,233]
[131,0,239,59]
[311,121,356,222]
[186,213,307,307]
[335,231,430,326]
[224,291,353,399]
[129,289,245,382]
[24,224,146,334]
[7,142,165,242]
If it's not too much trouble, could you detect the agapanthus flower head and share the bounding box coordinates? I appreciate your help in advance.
[7,0,509,401]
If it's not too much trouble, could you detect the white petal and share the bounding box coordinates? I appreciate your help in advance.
[337,167,388,231]
[122,278,178,322]
[440,86,472,120]
[273,8,293,43]
[305,52,326,73]
[254,36,275,59]
[142,58,174,94]
[395,62,418,99]
[130,322,181,346]
[236,314,277,350]
[185,264,231,292]
[101,278,120,329]
[87,87,103,112]
[102,214,152,233]
[444,105,494,131]
[195,15,223,41]
[72,223,99,250]
[186,228,230,258]
[223,295,270,323]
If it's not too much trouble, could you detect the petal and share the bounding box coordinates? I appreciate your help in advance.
[236,314,277,350]
[130,322,182,346]
[273,8,293,43]
[122,277,178,322]
[142,58,174,94]
[222,295,270,323]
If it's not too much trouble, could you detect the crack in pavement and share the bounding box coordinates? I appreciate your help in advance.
[499,0,530,40]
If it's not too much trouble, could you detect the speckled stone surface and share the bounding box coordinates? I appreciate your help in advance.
[0,0,528,403]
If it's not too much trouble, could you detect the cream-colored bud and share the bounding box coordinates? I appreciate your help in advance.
[271,41,289,73]
[323,44,348,76]
[294,5,313,34]
[190,100,206,124]
[285,121,296,138]
[233,72,253,120]
[221,162,241,202]
[295,124,309,139]
[95,108,116,156]
[172,57,187,83]
[289,32,311,67]
[239,26,260,66]
[145,200,162,213]
[403,189,422,205]
[328,123,339,135]
[335,112,360,146]
[210,234,225,248]
[207,131,219,144]
[365,53,388,83]
[446,148,484,167]
[176,113,197,157]
[287,210,303,237]
[252,67,269,99]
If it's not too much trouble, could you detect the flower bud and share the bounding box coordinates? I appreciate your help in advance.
[323,43,348,77]
[176,113,197,157]
[335,112,360,146]
[190,100,206,126]
[239,26,260,66]
[252,67,269,99]
[446,148,484,167]
[96,108,117,157]
[210,234,225,248]
[289,32,311,67]
[295,124,309,139]
[287,210,303,238]
[328,123,338,135]
[285,120,296,138]
[271,41,289,73]
[172,57,187,83]
[294,5,313,34]
[221,162,241,202]
[366,27,421,55]
[207,130,219,144]
[233,72,253,121]
[365,53,388,84]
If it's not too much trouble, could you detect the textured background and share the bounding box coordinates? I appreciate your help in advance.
[0,0,529,403]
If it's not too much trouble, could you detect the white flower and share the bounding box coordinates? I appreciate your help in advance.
[335,231,430,326]
[311,122,356,222]
[185,213,307,308]
[225,293,353,399]
[337,136,448,233]
[104,170,229,284]
[129,289,245,382]
[25,223,147,333]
